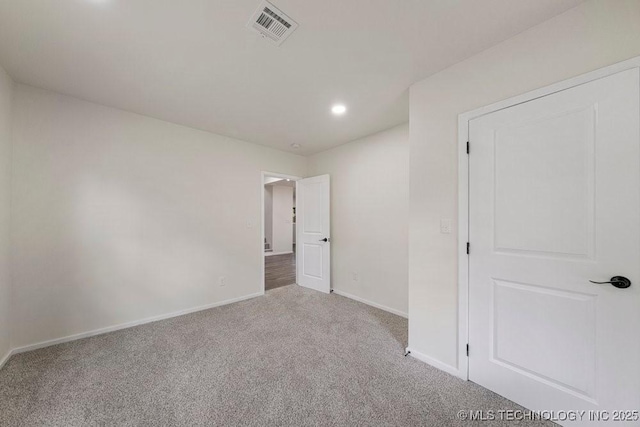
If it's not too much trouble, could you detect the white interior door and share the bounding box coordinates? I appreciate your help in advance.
[296,175,330,293]
[468,68,640,424]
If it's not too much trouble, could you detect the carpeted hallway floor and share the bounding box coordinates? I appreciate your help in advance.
[0,285,552,426]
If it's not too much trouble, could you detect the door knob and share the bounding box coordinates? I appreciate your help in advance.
[319,238,329,242]
[589,276,631,289]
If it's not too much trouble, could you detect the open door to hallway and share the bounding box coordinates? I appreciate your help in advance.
[263,174,298,291]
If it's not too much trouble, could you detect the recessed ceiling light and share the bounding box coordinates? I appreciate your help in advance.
[290,143,301,149]
[331,104,347,115]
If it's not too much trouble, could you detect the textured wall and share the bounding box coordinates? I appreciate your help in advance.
[309,124,409,316]
[0,64,12,361]
[10,84,307,348]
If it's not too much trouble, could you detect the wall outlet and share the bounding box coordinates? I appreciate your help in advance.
[219,276,226,287]
[440,219,453,234]
[351,272,359,282]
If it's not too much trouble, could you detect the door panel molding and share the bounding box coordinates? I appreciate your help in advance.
[490,278,597,401]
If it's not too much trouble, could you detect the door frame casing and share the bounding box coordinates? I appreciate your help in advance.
[457,56,640,381]
[261,171,303,294]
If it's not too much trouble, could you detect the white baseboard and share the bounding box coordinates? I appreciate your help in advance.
[264,251,293,257]
[332,289,408,318]
[405,347,465,379]
[0,349,12,370]
[10,292,263,356]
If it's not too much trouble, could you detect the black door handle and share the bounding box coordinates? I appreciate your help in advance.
[319,238,329,242]
[589,276,631,289]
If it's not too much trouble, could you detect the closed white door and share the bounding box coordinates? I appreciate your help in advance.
[469,68,640,424]
[296,175,330,293]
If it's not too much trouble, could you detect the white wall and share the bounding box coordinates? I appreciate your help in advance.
[0,65,12,361]
[270,185,293,254]
[408,0,640,371]
[264,185,273,249]
[10,84,307,349]
[308,124,409,316]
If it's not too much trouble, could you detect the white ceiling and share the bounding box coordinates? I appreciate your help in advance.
[0,0,583,155]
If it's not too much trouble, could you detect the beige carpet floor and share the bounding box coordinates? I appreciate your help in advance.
[0,285,551,426]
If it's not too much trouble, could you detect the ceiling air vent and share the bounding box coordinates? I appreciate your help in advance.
[247,1,298,46]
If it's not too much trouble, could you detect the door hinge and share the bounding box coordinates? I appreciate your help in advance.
[466,242,470,255]
[466,141,470,154]
[466,344,469,356]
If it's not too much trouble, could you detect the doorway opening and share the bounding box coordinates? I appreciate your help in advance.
[262,172,300,292]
